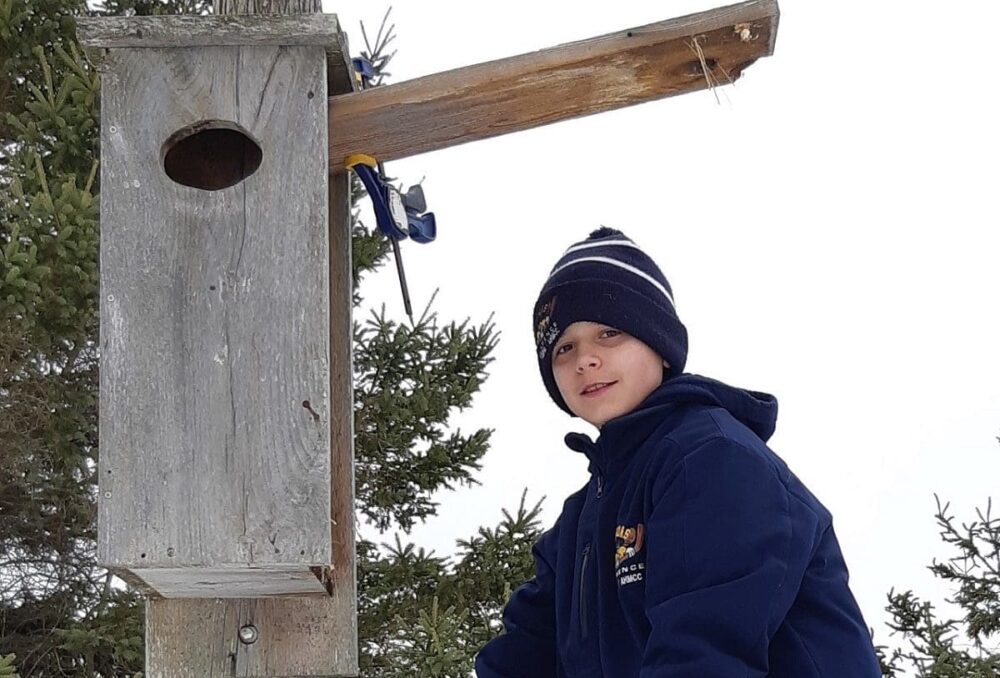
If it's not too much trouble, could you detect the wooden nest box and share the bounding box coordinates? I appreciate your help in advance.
[78,14,355,602]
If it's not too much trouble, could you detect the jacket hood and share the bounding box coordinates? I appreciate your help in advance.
[565,373,778,464]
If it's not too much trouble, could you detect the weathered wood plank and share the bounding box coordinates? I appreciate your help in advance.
[324,26,354,107]
[127,568,331,598]
[98,42,332,594]
[76,12,353,100]
[217,0,321,13]
[147,595,357,677]
[328,0,779,165]
[324,150,358,671]
[138,5,359,669]
[144,63,359,678]
[76,14,342,49]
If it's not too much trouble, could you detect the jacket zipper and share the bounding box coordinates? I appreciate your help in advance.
[579,542,591,639]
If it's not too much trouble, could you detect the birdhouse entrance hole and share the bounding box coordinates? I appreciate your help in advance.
[162,121,263,191]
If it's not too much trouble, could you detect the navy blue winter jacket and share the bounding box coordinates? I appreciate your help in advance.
[476,374,881,677]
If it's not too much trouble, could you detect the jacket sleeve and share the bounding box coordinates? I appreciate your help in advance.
[475,519,561,678]
[640,436,819,677]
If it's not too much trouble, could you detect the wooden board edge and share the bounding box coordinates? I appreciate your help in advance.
[76,14,343,49]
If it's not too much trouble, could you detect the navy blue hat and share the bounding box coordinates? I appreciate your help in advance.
[533,227,688,415]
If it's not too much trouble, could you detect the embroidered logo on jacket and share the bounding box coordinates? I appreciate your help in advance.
[614,523,645,586]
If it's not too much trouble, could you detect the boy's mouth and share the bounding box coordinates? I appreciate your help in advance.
[580,381,617,397]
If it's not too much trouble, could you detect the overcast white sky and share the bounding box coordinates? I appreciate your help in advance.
[325,0,1000,652]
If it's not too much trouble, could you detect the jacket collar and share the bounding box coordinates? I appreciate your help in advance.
[564,373,778,475]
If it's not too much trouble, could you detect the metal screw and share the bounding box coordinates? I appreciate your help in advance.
[238,625,259,644]
[166,547,175,557]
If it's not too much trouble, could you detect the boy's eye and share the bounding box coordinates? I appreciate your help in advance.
[601,329,621,338]
[555,343,572,356]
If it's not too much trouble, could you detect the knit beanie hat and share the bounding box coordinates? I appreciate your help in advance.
[533,227,688,416]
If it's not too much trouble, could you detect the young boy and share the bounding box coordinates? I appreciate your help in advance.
[475,227,882,677]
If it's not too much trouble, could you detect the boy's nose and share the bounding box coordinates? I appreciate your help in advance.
[576,354,600,373]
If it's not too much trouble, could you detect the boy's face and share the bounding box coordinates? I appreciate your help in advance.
[551,321,666,428]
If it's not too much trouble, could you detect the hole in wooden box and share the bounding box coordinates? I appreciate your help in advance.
[162,121,262,191]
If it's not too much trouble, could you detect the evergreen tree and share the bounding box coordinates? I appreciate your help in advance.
[1,0,109,674]
[876,490,1000,678]
[1,2,537,675]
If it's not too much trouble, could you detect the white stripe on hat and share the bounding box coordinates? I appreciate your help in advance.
[560,239,640,257]
[548,256,676,308]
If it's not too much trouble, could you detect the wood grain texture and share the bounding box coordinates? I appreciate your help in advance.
[97,43,332,595]
[130,567,330,598]
[143,62,359,678]
[324,158,358,669]
[327,0,779,165]
[140,24,359,676]
[76,14,353,100]
[146,595,357,677]
[323,24,353,108]
[76,15,342,49]
[217,0,321,13]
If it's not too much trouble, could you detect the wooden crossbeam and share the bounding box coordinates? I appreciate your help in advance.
[328,0,778,168]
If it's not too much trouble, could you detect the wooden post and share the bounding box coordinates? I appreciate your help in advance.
[78,0,358,674]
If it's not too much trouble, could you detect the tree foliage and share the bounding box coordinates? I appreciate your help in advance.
[358,492,542,676]
[1,2,107,674]
[877,492,1000,677]
[0,653,21,677]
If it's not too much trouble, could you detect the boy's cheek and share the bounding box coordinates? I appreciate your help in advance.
[553,367,577,402]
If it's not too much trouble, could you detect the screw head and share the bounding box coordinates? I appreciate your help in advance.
[238,625,258,644]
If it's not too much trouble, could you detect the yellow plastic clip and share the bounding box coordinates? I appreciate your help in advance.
[344,153,379,170]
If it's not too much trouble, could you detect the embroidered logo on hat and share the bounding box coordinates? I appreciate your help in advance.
[534,295,560,359]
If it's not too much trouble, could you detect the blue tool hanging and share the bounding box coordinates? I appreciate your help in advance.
[346,54,438,321]
[351,56,376,88]
[345,152,436,322]
[345,154,437,245]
